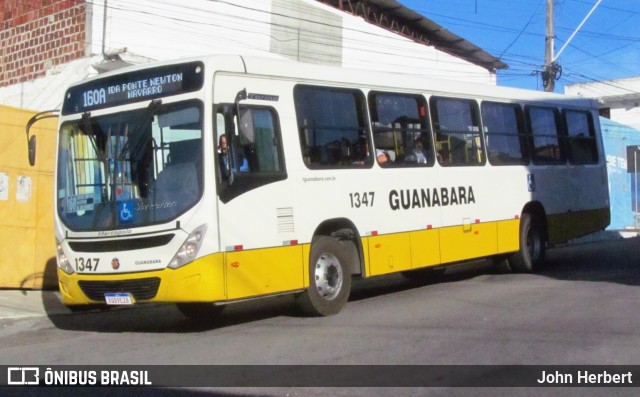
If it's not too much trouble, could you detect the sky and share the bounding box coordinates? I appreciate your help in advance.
[399,0,640,93]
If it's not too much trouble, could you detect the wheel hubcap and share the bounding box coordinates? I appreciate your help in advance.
[314,252,343,301]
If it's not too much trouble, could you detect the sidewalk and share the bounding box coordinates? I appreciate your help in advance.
[0,289,69,319]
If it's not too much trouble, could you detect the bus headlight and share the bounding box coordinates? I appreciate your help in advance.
[169,224,207,269]
[56,239,74,275]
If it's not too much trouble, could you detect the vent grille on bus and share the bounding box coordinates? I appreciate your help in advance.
[69,234,175,252]
[277,207,294,233]
[78,278,161,302]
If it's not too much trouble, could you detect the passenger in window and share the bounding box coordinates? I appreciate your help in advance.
[218,133,248,179]
[376,148,390,164]
[352,138,388,165]
[405,138,428,164]
[218,134,230,178]
[367,134,390,164]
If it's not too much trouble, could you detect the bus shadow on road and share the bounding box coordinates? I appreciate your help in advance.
[540,236,640,286]
[40,267,497,333]
[41,266,485,333]
[42,292,301,333]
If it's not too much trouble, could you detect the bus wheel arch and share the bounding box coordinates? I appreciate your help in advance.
[313,218,364,276]
[510,202,548,272]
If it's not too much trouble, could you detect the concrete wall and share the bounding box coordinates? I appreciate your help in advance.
[566,78,640,130]
[0,105,57,289]
[609,107,640,132]
[601,117,640,230]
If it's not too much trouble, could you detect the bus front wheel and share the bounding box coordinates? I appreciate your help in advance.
[509,213,545,272]
[297,236,353,316]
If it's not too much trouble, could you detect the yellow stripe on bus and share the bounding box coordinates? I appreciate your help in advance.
[225,245,304,300]
[364,218,519,277]
[58,208,608,306]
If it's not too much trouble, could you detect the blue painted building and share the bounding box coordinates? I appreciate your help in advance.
[600,117,640,230]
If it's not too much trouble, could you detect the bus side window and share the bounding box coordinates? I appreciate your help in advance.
[430,96,484,166]
[368,91,433,167]
[215,104,286,202]
[215,107,234,182]
[526,106,565,165]
[482,101,528,165]
[295,85,370,168]
[238,107,283,173]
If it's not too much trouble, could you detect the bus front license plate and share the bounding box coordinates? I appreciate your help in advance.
[104,293,135,305]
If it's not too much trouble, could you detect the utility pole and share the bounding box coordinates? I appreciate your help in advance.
[542,0,602,92]
[543,0,559,92]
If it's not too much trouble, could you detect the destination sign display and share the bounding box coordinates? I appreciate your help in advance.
[62,61,204,115]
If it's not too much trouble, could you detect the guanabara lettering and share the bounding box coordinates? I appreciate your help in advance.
[389,186,476,210]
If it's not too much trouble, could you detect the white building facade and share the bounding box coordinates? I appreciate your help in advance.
[0,0,499,111]
[565,77,640,130]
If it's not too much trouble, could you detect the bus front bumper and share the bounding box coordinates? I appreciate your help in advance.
[57,253,225,306]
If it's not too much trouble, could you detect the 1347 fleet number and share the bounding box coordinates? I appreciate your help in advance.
[75,257,100,272]
[349,192,375,208]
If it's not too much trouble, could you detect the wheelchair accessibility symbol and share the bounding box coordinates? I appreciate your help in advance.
[527,173,536,192]
[117,200,135,224]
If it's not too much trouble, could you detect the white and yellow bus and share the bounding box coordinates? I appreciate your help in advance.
[44,55,609,317]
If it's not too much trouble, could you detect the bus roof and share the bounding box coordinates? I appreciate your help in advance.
[67,54,598,110]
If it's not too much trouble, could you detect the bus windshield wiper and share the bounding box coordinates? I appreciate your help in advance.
[79,111,111,197]
[116,99,162,162]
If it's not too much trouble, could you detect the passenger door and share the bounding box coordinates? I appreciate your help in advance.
[214,78,302,300]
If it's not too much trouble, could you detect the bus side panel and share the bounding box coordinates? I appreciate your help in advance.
[547,207,610,245]
[367,232,413,276]
[302,243,311,287]
[530,166,571,242]
[360,237,372,277]
[439,221,497,264]
[225,245,304,300]
[409,229,441,269]
[162,253,226,302]
[547,213,567,245]
[496,218,520,254]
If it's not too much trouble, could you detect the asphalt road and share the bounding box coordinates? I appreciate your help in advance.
[1,236,639,396]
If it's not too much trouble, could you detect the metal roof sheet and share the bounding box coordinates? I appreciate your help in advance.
[318,0,508,71]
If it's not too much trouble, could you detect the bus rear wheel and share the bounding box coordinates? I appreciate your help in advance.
[509,213,545,272]
[176,302,225,320]
[297,236,353,316]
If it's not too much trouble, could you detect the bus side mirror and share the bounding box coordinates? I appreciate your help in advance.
[28,135,37,166]
[25,109,59,167]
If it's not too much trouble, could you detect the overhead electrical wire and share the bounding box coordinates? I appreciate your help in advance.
[412,0,640,90]
[498,0,544,59]
[66,0,640,88]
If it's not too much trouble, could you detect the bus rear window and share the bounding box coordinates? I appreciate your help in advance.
[564,110,598,164]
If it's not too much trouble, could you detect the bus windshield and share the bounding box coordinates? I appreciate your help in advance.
[57,100,203,231]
